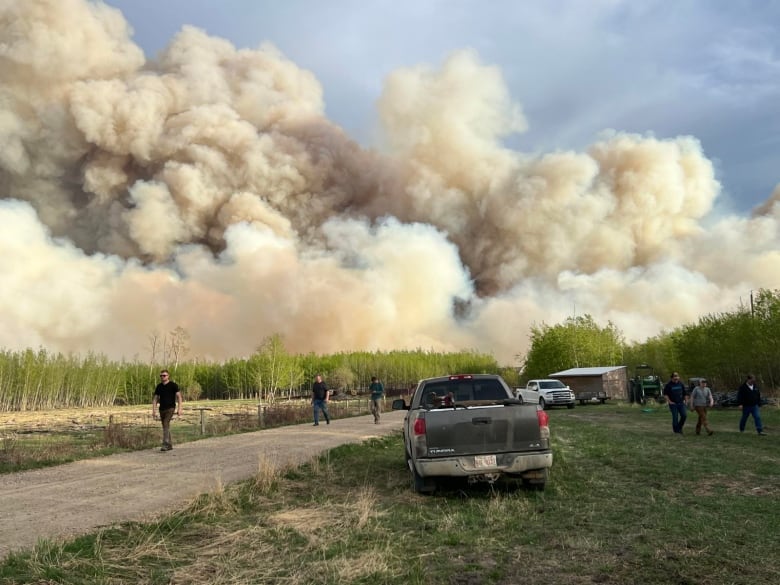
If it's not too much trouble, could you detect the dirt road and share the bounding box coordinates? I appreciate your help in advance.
[0,410,406,559]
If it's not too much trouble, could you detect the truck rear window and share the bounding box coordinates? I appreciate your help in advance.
[420,379,508,406]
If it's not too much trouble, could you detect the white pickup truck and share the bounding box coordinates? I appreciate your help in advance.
[518,379,576,410]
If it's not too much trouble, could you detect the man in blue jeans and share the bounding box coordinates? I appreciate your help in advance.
[311,374,331,426]
[663,372,688,434]
[737,374,766,435]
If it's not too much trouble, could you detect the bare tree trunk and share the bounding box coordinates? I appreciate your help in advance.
[148,331,159,377]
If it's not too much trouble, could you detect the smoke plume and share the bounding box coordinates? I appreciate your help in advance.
[1,0,779,364]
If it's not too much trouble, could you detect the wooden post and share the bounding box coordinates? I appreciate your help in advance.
[190,407,212,435]
[257,404,265,427]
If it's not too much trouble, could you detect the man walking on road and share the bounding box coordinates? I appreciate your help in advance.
[369,376,384,424]
[152,369,183,451]
[312,374,331,426]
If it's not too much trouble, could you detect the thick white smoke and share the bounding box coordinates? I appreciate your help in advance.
[1,0,779,364]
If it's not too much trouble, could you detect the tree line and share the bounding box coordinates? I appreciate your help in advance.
[2,288,778,411]
[520,288,780,393]
[0,333,507,411]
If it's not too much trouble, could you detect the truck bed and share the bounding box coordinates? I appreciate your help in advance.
[396,374,553,492]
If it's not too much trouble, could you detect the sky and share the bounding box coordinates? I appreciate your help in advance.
[1,0,779,366]
[105,0,780,213]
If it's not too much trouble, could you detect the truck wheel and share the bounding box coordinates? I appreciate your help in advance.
[522,469,548,491]
[539,398,548,410]
[412,465,436,494]
[406,453,435,494]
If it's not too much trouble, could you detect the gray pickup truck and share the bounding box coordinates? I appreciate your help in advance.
[392,374,553,493]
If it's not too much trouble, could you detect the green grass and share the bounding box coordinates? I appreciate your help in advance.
[1,403,779,584]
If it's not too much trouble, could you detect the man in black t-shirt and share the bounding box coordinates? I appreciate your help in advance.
[152,369,183,451]
[311,374,331,426]
[737,374,766,435]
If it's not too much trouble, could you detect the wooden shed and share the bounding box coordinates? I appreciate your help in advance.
[549,366,628,402]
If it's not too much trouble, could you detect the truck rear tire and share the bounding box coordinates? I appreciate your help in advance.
[407,454,436,494]
[412,466,436,494]
[522,468,548,491]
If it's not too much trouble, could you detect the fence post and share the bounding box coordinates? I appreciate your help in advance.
[258,404,265,427]
[192,407,211,435]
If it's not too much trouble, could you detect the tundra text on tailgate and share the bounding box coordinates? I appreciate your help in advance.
[392,374,553,493]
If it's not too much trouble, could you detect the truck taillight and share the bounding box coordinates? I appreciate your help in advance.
[413,418,426,436]
[537,408,550,440]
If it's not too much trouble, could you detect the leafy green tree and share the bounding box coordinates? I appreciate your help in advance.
[330,364,357,394]
[752,289,780,388]
[249,334,304,402]
[521,315,624,380]
[624,289,780,391]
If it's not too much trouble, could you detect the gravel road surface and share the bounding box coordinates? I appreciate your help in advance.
[0,410,405,559]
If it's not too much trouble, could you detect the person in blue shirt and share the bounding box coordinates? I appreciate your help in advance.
[663,372,688,434]
[369,376,385,424]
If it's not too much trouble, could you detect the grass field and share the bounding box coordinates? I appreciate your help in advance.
[0,398,374,473]
[1,403,778,584]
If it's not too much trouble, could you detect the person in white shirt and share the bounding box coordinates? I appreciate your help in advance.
[690,379,714,436]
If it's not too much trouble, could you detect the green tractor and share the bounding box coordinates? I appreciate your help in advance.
[629,364,665,405]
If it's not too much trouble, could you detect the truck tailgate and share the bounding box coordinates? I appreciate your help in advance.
[423,404,545,456]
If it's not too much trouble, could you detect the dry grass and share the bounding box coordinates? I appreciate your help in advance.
[0,399,375,473]
[250,452,285,495]
[268,507,331,541]
[4,406,780,584]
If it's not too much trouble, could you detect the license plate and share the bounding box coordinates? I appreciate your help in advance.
[474,454,496,468]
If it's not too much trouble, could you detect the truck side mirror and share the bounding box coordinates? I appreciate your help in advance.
[392,398,409,411]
